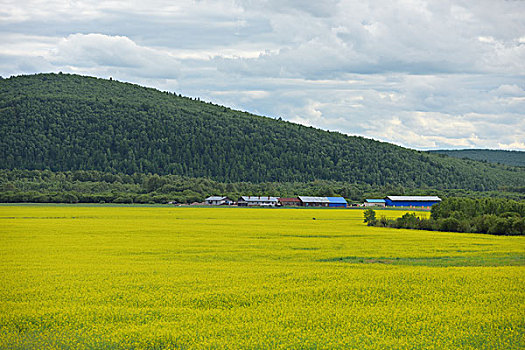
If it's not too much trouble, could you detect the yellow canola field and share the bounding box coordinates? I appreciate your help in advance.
[0,205,523,349]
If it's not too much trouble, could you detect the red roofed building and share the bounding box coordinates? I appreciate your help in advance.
[278,197,301,206]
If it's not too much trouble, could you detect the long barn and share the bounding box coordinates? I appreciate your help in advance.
[384,196,441,207]
[298,196,330,207]
[238,196,279,207]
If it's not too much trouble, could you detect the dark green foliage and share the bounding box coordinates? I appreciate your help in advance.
[365,198,525,235]
[395,212,420,229]
[1,73,524,190]
[429,149,525,167]
[363,209,377,226]
[1,169,524,204]
[0,169,398,204]
[436,217,463,232]
[431,197,525,219]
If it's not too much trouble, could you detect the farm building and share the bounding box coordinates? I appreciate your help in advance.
[384,196,442,207]
[279,197,301,206]
[327,197,348,208]
[238,196,279,207]
[205,196,234,205]
[298,196,330,207]
[364,199,386,207]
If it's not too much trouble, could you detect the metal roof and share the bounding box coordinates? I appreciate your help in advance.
[386,196,441,201]
[298,196,330,203]
[366,199,386,203]
[205,196,229,201]
[327,197,348,204]
[240,196,279,202]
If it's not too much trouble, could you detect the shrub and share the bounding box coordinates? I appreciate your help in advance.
[438,217,461,232]
[510,217,525,235]
[417,218,434,231]
[62,193,79,204]
[363,209,377,226]
[113,195,133,204]
[396,213,419,229]
[378,216,391,227]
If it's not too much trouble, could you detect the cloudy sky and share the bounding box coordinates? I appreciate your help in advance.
[2,0,524,150]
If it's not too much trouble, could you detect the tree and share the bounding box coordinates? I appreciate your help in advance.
[363,209,377,226]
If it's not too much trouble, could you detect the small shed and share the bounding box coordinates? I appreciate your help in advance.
[205,196,234,205]
[238,196,279,207]
[384,196,441,207]
[298,196,330,207]
[364,199,386,207]
[279,197,301,206]
[327,197,348,208]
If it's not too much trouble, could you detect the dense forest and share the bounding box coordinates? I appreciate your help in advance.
[364,198,525,235]
[1,169,524,204]
[429,149,525,167]
[1,73,524,192]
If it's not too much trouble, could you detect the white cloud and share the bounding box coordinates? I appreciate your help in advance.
[49,33,182,79]
[53,34,147,68]
[492,84,525,97]
[0,33,60,56]
[498,141,525,150]
[478,36,495,44]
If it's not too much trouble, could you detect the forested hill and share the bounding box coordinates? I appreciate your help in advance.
[428,150,525,167]
[1,73,524,190]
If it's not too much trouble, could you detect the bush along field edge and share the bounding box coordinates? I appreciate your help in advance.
[364,197,525,236]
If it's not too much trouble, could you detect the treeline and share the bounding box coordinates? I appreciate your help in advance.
[1,73,524,190]
[364,198,525,235]
[429,149,525,167]
[1,169,524,204]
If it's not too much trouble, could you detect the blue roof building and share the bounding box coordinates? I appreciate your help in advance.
[327,197,348,208]
[364,199,386,207]
[384,196,441,207]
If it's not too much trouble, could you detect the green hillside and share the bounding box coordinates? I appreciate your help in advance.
[429,149,525,167]
[1,73,524,190]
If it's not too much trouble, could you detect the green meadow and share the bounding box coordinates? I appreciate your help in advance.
[0,206,523,349]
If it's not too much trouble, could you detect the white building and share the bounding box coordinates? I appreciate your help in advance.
[238,196,279,206]
[205,196,234,205]
[298,196,330,207]
[364,199,386,207]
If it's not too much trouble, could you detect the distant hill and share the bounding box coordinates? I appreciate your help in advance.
[429,150,525,167]
[1,73,524,190]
